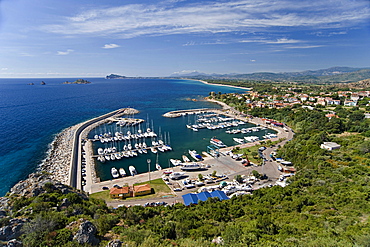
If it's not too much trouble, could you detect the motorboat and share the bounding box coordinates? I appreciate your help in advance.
[233,138,245,144]
[156,163,162,170]
[210,137,226,148]
[169,172,186,180]
[181,162,202,171]
[129,166,137,176]
[119,168,126,177]
[111,167,119,179]
[170,159,182,166]
[182,155,191,163]
[189,150,203,161]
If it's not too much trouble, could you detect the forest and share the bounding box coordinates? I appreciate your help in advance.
[2,85,370,246]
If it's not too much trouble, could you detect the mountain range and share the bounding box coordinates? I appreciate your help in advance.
[169,67,370,83]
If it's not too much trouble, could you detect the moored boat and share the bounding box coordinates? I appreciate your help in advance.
[129,166,137,176]
[210,137,226,147]
[111,167,119,179]
[182,155,191,163]
[188,150,203,161]
[119,168,126,177]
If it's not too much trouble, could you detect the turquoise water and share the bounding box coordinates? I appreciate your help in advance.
[0,78,262,195]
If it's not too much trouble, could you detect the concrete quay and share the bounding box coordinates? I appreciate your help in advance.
[68,108,139,190]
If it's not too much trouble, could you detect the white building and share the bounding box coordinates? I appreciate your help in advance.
[320,142,341,151]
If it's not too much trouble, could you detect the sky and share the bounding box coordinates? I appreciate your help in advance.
[0,0,369,78]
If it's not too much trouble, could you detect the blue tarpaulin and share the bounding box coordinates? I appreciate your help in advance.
[182,190,229,206]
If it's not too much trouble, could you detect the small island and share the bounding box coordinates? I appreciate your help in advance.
[106,74,126,79]
[63,79,91,84]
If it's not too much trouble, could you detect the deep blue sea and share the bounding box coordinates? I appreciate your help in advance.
[0,78,270,195]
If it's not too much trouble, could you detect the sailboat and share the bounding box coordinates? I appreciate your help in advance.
[155,152,162,170]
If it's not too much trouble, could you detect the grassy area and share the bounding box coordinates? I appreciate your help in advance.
[90,178,175,203]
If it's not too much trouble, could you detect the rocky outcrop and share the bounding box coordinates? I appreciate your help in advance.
[9,173,88,200]
[6,239,23,247]
[63,79,91,84]
[0,218,29,241]
[106,240,123,247]
[73,220,99,245]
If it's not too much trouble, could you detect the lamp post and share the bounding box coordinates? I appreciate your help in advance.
[147,159,151,184]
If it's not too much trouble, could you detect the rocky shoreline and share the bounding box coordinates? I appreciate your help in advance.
[37,125,81,185]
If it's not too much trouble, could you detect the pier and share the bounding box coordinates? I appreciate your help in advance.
[68,108,139,190]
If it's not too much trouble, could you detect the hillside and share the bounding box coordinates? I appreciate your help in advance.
[172,67,370,83]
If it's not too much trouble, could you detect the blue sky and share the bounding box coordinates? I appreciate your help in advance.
[0,0,369,78]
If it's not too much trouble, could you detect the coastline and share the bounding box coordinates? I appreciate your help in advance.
[194,79,253,91]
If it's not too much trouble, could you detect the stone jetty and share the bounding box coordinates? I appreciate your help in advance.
[38,108,139,187]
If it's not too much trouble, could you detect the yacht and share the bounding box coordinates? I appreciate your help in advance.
[129,166,137,176]
[210,137,226,148]
[170,159,182,166]
[119,168,126,177]
[233,138,245,144]
[111,167,119,179]
[181,162,201,171]
[169,172,186,180]
[189,150,203,161]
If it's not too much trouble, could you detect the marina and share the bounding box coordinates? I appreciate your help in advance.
[69,100,290,195]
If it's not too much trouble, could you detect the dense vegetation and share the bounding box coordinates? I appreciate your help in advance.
[4,85,370,246]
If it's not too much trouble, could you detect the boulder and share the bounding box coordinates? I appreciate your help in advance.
[73,220,99,245]
[0,218,28,241]
[6,239,23,247]
[106,240,122,247]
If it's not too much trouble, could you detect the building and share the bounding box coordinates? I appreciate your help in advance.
[109,186,130,199]
[320,142,341,151]
[182,190,229,206]
[133,184,152,197]
[344,100,357,107]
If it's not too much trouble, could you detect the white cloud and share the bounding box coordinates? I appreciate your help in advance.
[57,49,74,55]
[1,68,8,71]
[102,44,120,49]
[250,59,256,62]
[40,0,370,39]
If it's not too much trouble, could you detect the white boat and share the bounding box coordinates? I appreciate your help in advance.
[119,168,126,177]
[142,148,147,154]
[182,155,191,163]
[233,138,245,144]
[151,147,158,154]
[156,163,162,170]
[210,137,226,147]
[188,150,203,161]
[97,155,105,163]
[111,167,119,179]
[244,136,260,142]
[169,172,186,180]
[181,162,202,171]
[129,166,137,176]
[97,148,104,155]
[170,159,182,166]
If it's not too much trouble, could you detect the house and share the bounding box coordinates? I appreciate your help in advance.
[344,100,357,107]
[133,184,152,197]
[109,186,130,199]
[325,113,339,119]
[320,142,341,151]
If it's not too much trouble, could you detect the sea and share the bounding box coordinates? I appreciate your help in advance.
[0,78,273,196]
